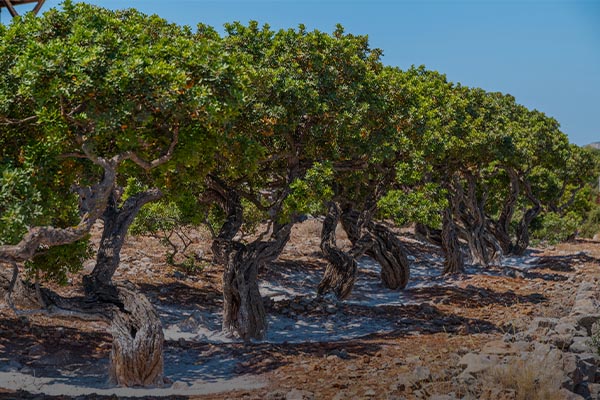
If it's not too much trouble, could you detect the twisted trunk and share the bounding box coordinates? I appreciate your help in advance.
[318,203,359,299]
[441,207,464,274]
[1,265,165,387]
[488,168,519,254]
[81,187,165,386]
[513,178,542,255]
[83,189,162,298]
[208,182,291,341]
[220,223,291,341]
[454,174,501,266]
[341,209,409,290]
[414,223,443,247]
[108,283,164,387]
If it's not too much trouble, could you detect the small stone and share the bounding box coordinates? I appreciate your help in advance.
[458,353,497,375]
[413,366,431,382]
[171,381,189,390]
[285,389,314,400]
[364,389,376,396]
[570,337,593,354]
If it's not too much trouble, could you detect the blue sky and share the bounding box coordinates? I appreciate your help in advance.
[3,0,599,145]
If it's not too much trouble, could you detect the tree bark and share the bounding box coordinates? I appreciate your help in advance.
[318,203,359,300]
[220,223,292,341]
[441,207,464,274]
[414,223,443,247]
[208,181,292,341]
[512,178,542,256]
[453,174,501,266]
[488,168,519,255]
[341,208,410,290]
[83,188,162,300]
[108,282,165,387]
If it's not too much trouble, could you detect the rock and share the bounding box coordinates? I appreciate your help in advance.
[6,360,22,371]
[413,366,431,382]
[171,381,189,390]
[532,317,559,330]
[481,340,520,356]
[558,388,586,400]
[575,382,600,399]
[458,353,497,375]
[290,302,305,312]
[457,370,476,384]
[570,337,594,354]
[576,315,600,336]
[429,395,456,400]
[394,374,413,391]
[550,333,574,350]
[331,349,349,360]
[556,322,579,335]
[564,353,585,387]
[576,353,597,382]
[364,389,376,396]
[286,389,314,400]
[265,390,287,400]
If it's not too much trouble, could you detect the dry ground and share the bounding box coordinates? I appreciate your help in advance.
[0,219,599,399]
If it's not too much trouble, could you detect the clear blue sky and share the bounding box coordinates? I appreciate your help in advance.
[3,0,599,145]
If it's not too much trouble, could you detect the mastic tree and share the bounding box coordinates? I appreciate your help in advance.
[0,2,231,386]
[196,22,392,339]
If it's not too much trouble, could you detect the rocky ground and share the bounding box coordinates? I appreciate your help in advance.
[0,219,599,399]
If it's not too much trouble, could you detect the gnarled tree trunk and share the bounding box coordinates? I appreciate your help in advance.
[441,207,464,274]
[83,188,162,298]
[489,168,519,254]
[453,174,501,266]
[318,203,359,300]
[81,187,165,386]
[513,179,542,256]
[109,283,164,387]
[207,180,292,341]
[341,208,409,290]
[220,223,292,341]
[414,223,443,247]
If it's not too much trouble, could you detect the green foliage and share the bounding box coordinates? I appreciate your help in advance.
[531,211,582,245]
[283,162,334,219]
[579,205,600,238]
[25,237,93,285]
[378,184,448,228]
[0,166,43,245]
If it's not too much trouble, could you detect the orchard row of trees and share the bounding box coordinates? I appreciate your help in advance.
[1,2,598,386]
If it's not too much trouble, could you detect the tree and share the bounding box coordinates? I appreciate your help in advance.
[0,3,229,386]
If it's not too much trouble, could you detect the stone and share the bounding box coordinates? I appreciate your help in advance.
[429,395,456,400]
[550,333,574,350]
[570,336,594,354]
[575,382,600,399]
[482,340,520,355]
[364,389,376,396]
[558,388,586,400]
[458,353,497,375]
[265,390,286,400]
[286,389,314,400]
[576,353,597,382]
[576,314,600,336]
[563,353,585,387]
[413,366,431,382]
[171,381,189,390]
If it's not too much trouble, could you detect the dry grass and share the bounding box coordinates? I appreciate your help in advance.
[479,357,564,400]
